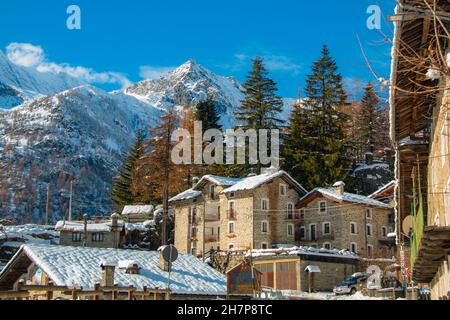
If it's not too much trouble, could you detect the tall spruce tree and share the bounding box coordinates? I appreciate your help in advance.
[195,98,222,131]
[355,82,381,158]
[235,57,284,130]
[283,45,350,190]
[111,129,144,208]
[231,57,284,176]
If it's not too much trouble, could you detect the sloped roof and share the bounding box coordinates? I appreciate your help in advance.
[121,205,154,216]
[54,220,125,232]
[299,188,392,209]
[0,244,227,296]
[369,181,396,199]
[221,170,307,195]
[196,175,242,188]
[169,188,202,203]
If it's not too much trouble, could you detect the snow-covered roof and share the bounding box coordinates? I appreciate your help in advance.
[0,224,59,244]
[221,170,307,194]
[2,244,227,296]
[247,246,359,260]
[369,181,396,199]
[169,188,202,203]
[196,175,242,187]
[54,221,124,233]
[121,205,154,216]
[300,188,392,209]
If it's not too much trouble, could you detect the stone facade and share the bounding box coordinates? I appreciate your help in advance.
[295,184,394,258]
[171,170,307,256]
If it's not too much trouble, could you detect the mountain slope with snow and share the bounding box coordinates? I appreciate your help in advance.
[123,60,245,128]
[0,86,162,223]
[0,51,83,108]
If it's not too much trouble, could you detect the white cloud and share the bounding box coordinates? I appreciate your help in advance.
[139,65,175,79]
[232,52,301,73]
[6,42,131,88]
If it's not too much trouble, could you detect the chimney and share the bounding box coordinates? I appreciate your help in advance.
[111,213,120,229]
[333,181,345,196]
[100,262,116,287]
[261,166,279,175]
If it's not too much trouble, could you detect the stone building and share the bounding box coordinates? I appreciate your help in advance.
[250,247,360,292]
[295,182,394,258]
[55,214,125,249]
[389,0,450,300]
[170,168,308,256]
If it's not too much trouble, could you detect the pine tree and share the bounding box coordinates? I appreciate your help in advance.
[195,98,222,131]
[283,45,350,190]
[231,57,284,176]
[111,129,144,209]
[355,82,381,158]
[235,57,284,130]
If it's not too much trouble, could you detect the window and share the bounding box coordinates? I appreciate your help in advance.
[350,222,357,235]
[366,208,372,219]
[72,232,83,242]
[261,221,269,233]
[319,201,327,213]
[287,223,294,237]
[381,226,387,237]
[309,224,317,241]
[191,227,197,238]
[323,222,331,235]
[190,207,197,224]
[228,201,236,219]
[209,185,215,200]
[261,242,269,249]
[228,243,234,250]
[191,246,197,255]
[287,203,294,219]
[91,233,104,242]
[228,222,235,234]
[351,243,358,254]
[280,184,287,196]
[367,224,373,237]
[230,192,236,198]
[367,245,373,257]
[324,243,331,250]
[296,226,306,241]
[300,209,305,219]
[261,199,269,211]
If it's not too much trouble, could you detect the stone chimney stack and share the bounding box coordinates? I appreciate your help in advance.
[333,181,345,196]
[111,213,119,229]
[100,262,116,287]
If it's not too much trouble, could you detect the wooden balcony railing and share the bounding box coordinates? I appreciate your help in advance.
[227,210,237,220]
[205,234,219,243]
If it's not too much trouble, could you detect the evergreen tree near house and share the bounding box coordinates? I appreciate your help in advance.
[230,57,284,176]
[235,57,284,130]
[355,82,381,159]
[283,45,350,190]
[111,129,144,209]
[195,98,222,131]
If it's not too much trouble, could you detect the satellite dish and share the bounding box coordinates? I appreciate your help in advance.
[161,245,178,263]
[402,216,413,235]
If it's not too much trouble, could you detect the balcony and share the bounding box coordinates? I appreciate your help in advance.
[205,234,219,243]
[205,214,220,222]
[227,210,237,220]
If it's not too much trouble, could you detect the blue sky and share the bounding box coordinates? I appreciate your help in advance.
[0,0,396,98]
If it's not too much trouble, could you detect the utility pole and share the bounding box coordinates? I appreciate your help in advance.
[68,180,73,221]
[45,183,50,226]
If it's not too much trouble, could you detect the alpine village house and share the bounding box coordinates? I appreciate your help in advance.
[170,168,394,259]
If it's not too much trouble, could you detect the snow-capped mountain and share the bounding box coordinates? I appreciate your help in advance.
[0,86,162,223]
[0,54,295,223]
[123,60,245,128]
[0,51,83,108]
